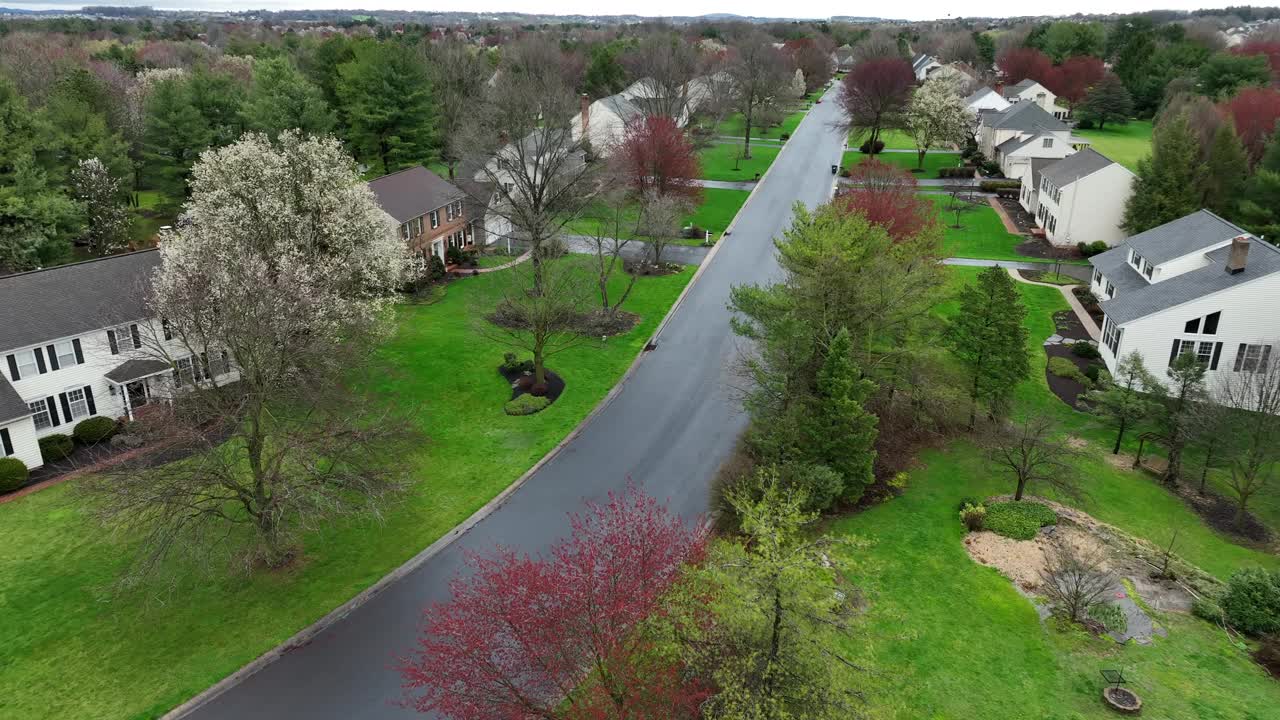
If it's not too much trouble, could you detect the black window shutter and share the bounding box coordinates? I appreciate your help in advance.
[1204,312,1221,335]
[1,428,11,456]
[1211,342,1224,371]
[45,345,59,371]
[59,393,72,422]
[34,348,46,374]
[130,324,141,349]
[46,396,60,426]
[6,354,19,381]
[83,386,97,415]
[1263,345,1273,371]
[107,329,118,355]
[1169,340,1181,365]
[1234,343,1247,371]
[72,339,83,364]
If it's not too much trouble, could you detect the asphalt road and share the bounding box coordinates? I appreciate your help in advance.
[183,91,849,720]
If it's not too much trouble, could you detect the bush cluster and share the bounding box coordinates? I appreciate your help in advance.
[978,179,1021,192]
[38,434,74,462]
[0,457,28,493]
[1088,601,1128,634]
[1223,568,1280,637]
[1076,240,1110,257]
[1047,356,1092,387]
[958,502,987,531]
[1070,342,1101,359]
[1192,596,1226,625]
[937,167,974,179]
[72,416,118,445]
[500,352,535,375]
[504,394,550,416]
[984,501,1057,540]
[858,139,885,154]
[682,225,708,239]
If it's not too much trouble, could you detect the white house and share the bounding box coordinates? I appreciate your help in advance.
[1017,157,1059,218]
[911,53,942,81]
[0,251,239,471]
[964,86,1012,114]
[1002,79,1071,119]
[994,131,1075,182]
[573,92,646,154]
[977,100,1071,158]
[1033,149,1135,248]
[1089,210,1280,390]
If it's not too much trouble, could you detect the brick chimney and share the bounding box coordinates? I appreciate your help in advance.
[1227,235,1251,275]
[580,93,590,139]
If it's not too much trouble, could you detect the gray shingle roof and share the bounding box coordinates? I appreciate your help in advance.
[104,358,171,383]
[1040,148,1120,187]
[1005,78,1038,95]
[0,375,28,424]
[367,166,465,224]
[598,93,644,123]
[0,249,157,353]
[1089,246,1149,295]
[988,101,1067,133]
[1028,157,1056,192]
[1126,209,1247,266]
[1099,236,1280,324]
[964,86,996,105]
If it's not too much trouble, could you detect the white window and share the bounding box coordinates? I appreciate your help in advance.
[429,210,440,229]
[175,357,197,386]
[65,388,88,420]
[16,349,38,379]
[29,399,51,430]
[445,203,455,221]
[1042,137,1053,148]
[1196,341,1215,366]
[1102,318,1122,355]
[1105,280,1115,298]
[400,223,410,241]
[412,217,423,236]
[453,200,463,218]
[1236,344,1272,373]
[54,341,77,369]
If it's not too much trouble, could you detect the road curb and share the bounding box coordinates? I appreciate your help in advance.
[162,90,838,720]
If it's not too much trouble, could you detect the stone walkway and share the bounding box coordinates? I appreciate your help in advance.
[696,179,757,191]
[1009,268,1102,342]
[473,250,531,273]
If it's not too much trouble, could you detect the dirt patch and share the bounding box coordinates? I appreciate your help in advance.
[963,523,1107,591]
[1166,481,1274,547]
[498,366,567,404]
[1104,452,1138,470]
[577,309,641,337]
[1066,436,1088,449]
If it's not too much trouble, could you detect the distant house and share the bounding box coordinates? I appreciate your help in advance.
[911,53,942,81]
[1002,79,1071,120]
[1033,149,1135,248]
[977,101,1071,158]
[833,44,856,72]
[927,62,980,92]
[1017,156,1059,218]
[1089,211,1280,395]
[572,92,645,155]
[367,165,475,262]
[995,131,1075,182]
[964,86,1011,114]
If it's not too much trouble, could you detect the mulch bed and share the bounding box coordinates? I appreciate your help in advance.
[499,366,566,404]
[1044,343,1091,410]
[1166,478,1274,546]
[488,303,642,339]
[996,196,1038,234]
[1072,286,1105,326]
[624,259,683,277]
[1054,309,1091,341]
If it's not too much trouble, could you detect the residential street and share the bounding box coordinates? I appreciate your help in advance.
[182,87,849,719]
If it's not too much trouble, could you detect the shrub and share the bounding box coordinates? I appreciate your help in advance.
[984,501,1057,540]
[500,352,534,375]
[1083,365,1106,384]
[504,394,551,416]
[1192,596,1226,625]
[427,255,446,280]
[1048,356,1090,386]
[780,132,790,141]
[1077,241,1111,258]
[73,416,117,445]
[1070,342,1101,359]
[445,246,465,266]
[858,139,885,154]
[938,166,975,179]
[839,167,851,178]
[1088,601,1128,634]
[956,495,984,511]
[0,457,28,493]
[978,179,1021,192]
[777,461,844,513]
[682,225,708,239]
[1223,567,1280,637]
[980,160,1001,175]
[515,375,534,391]
[38,434,74,462]
[530,382,549,397]
[959,502,987,531]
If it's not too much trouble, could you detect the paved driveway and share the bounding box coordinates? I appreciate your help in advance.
[184,89,849,720]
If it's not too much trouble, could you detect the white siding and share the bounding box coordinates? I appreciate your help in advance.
[1040,164,1134,247]
[1,417,42,470]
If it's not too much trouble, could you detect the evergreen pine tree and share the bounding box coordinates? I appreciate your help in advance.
[142,77,212,196]
[1077,73,1133,130]
[801,328,879,502]
[336,42,437,174]
[242,56,336,140]
[946,267,1030,430]
[1122,112,1207,234]
[1240,130,1280,240]
[1203,121,1250,220]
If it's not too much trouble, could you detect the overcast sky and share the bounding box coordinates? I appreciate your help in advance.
[0,1,1228,23]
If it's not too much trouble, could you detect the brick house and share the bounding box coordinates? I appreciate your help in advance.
[367,166,475,262]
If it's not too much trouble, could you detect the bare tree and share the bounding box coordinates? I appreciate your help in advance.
[458,38,598,293]
[79,133,413,582]
[988,418,1084,502]
[424,39,490,179]
[636,190,690,267]
[1211,344,1280,527]
[692,52,738,135]
[620,31,700,120]
[726,31,788,159]
[1040,542,1115,623]
[583,185,638,314]
[851,31,902,64]
[483,252,594,386]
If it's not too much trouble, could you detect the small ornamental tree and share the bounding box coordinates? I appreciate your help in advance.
[905,79,973,170]
[1044,55,1105,106]
[835,161,934,242]
[840,57,914,154]
[996,47,1052,86]
[71,157,130,256]
[1085,351,1158,454]
[988,417,1083,502]
[400,486,709,720]
[1153,352,1208,486]
[614,115,702,203]
[946,266,1030,430]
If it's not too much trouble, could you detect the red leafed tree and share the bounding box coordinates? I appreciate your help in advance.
[997,47,1053,86]
[840,58,915,153]
[615,115,703,202]
[1043,55,1106,106]
[1222,87,1280,164]
[1234,40,1280,79]
[400,486,709,720]
[835,160,936,242]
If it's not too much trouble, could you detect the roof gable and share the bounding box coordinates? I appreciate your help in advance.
[1125,209,1248,266]
[989,101,1067,132]
[1039,148,1122,186]
[367,166,465,224]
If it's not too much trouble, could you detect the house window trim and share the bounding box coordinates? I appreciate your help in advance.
[53,340,77,370]
[15,350,38,380]
[29,399,51,431]
[65,387,89,421]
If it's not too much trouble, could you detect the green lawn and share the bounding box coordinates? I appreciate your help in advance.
[928,194,1040,263]
[845,150,964,178]
[715,107,807,141]
[698,142,780,182]
[849,127,916,150]
[564,188,751,246]
[0,262,693,720]
[829,268,1280,718]
[1076,120,1153,173]
[129,189,180,247]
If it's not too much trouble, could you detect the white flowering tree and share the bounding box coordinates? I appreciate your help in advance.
[789,68,806,101]
[905,79,974,171]
[84,132,413,578]
[71,157,131,256]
